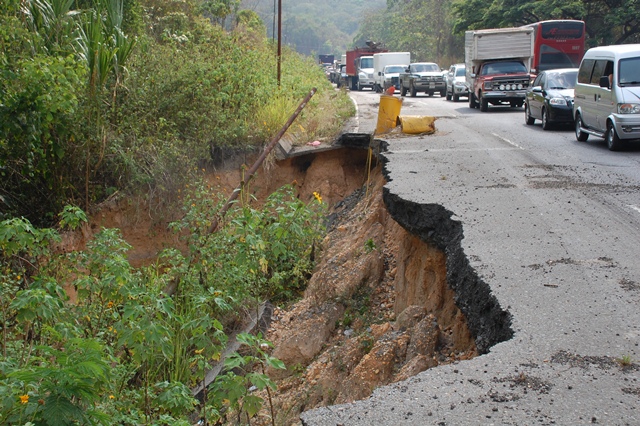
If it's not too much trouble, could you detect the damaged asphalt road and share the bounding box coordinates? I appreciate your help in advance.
[300,92,640,425]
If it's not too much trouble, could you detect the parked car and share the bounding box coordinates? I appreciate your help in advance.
[573,44,640,151]
[445,63,469,101]
[524,68,578,129]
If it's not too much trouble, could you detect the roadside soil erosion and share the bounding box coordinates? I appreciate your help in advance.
[82,144,490,424]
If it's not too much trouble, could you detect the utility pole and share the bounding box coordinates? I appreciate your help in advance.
[277,0,282,86]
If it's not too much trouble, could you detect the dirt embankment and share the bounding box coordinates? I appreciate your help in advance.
[76,145,489,424]
[250,148,477,425]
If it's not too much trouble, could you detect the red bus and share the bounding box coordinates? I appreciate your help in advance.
[522,20,586,73]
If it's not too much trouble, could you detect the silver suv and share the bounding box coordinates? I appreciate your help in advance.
[445,63,469,102]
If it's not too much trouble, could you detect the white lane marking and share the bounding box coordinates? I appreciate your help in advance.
[386,147,521,154]
[349,95,360,133]
[492,132,523,149]
[629,205,640,214]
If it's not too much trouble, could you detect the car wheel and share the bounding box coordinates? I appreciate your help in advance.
[469,92,476,109]
[541,107,551,130]
[525,104,535,125]
[410,83,417,97]
[428,91,434,97]
[357,80,362,91]
[574,114,589,142]
[606,121,623,151]
[453,93,459,102]
[480,92,489,112]
[440,90,446,97]
[446,88,452,101]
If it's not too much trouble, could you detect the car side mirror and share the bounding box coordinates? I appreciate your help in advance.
[532,86,543,93]
[599,75,611,88]
[378,71,382,76]
[470,73,476,78]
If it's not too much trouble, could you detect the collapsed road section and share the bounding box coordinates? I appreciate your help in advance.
[300,89,640,425]
[251,133,514,424]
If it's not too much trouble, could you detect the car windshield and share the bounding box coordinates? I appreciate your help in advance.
[481,61,527,75]
[412,64,439,72]
[618,57,640,86]
[385,66,406,73]
[546,71,577,89]
[455,67,465,76]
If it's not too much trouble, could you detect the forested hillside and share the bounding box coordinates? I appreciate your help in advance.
[241,0,386,56]
[355,0,640,65]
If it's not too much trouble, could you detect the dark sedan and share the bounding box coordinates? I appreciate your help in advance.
[525,68,578,130]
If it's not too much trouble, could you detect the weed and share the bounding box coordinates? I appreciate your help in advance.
[618,354,634,367]
[360,334,375,354]
[365,238,377,253]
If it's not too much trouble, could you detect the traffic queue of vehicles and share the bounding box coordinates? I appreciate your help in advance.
[329,19,640,150]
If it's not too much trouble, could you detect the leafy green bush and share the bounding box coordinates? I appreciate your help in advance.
[0,179,324,424]
[0,0,354,226]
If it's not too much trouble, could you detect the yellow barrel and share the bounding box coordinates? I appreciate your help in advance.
[398,115,436,135]
[375,95,403,135]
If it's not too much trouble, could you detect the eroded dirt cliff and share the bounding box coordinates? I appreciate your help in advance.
[78,145,483,425]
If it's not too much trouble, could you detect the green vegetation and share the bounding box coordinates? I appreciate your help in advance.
[617,354,634,367]
[355,0,640,65]
[0,181,325,424]
[0,0,352,423]
[452,0,640,47]
[243,0,387,57]
[0,0,353,226]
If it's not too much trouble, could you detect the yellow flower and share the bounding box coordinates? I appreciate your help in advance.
[195,348,204,355]
[16,275,21,280]
[19,394,29,404]
[107,301,114,308]
[109,395,115,400]
[313,191,322,203]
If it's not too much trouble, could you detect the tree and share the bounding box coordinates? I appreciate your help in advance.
[451,0,640,46]
[353,0,463,64]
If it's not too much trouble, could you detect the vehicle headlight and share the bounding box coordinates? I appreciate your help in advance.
[359,72,367,79]
[618,103,640,114]
[484,81,492,90]
[499,84,505,90]
[549,97,567,106]
[454,82,466,88]
[517,83,523,90]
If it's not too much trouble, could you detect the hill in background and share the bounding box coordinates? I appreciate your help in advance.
[240,0,386,57]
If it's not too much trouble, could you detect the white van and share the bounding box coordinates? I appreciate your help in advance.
[573,44,640,150]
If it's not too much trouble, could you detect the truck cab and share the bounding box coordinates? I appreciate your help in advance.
[468,60,531,111]
[355,56,375,91]
[381,65,407,92]
[399,63,446,97]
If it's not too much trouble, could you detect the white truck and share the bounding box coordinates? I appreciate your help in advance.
[465,27,534,111]
[373,52,411,93]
